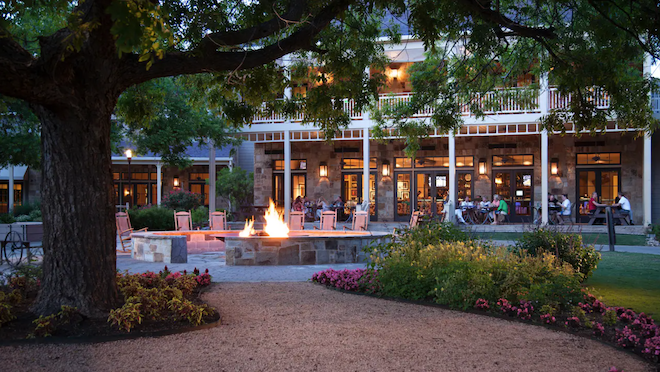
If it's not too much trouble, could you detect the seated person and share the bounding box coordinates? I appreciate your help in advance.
[556,194,572,224]
[316,198,331,220]
[612,191,633,224]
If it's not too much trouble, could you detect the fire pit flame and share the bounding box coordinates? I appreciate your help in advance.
[238,218,256,237]
[263,199,289,237]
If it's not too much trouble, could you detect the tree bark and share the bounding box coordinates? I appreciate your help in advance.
[31,96,119,317]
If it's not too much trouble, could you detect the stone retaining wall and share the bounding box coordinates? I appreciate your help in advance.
[224,234,387,266]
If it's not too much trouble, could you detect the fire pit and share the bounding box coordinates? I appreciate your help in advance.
[214,200,388,266]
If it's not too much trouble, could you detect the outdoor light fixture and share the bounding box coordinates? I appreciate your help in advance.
[319,162,328,178]
[389,67,399,80]
[382,160,391,177]
[173,177,180,188]
[478,159,487,175]
[551,158,559,175]
[495,176,503,185]
[124,149,133,160]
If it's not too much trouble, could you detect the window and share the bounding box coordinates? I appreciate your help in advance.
[576,153,620,165]
[273,160,307,171]
[189,173,209,181]
[416,157,449,167]
[455,156,474,167]
[0,183,22,214]
[121,172,150,180]
[395,158,412,168]
[341,158,377,169]
[492,155,534,167]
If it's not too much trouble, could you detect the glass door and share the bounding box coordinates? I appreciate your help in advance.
[493,170,533,222]
[272,174,284,209]
[576,169,620,222]
[395,172,412,221]
[413,172,448,218]
[342,173,378,220]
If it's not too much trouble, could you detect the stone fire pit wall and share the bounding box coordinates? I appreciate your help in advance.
[224,233,387,266]
[132,234,187,264]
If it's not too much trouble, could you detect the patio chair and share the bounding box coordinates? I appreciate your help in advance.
[289,211,305,230]
[174,211,193,231]
[210,211,228,230]
[313,210,337,230]
[115,212,147,252]
[393,211,421,236]
[344,211,369,231]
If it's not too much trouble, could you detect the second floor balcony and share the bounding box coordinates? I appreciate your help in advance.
[250,87,612,125]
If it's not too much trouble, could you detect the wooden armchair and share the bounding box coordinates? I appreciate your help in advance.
[289,211,305,230]
[174,211,193,231]
[344,211,369,231]
[393,211,421,236]
[210,211,228,230]
[115,212,147,252]
[313,211,337,230]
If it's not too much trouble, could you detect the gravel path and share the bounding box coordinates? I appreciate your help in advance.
[0,283,652,372]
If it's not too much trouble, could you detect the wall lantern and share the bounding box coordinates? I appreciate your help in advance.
[388,67,399,80]
[551,159,559,176]
[173,176,180,188]
[478,158,487,175]
[319,162,328,178]
[382,160,391,177]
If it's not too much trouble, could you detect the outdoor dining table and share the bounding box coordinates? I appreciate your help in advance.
[588,206,631,225]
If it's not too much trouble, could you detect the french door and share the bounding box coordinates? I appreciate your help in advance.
[415,172,449,217]
[394,171,473,221]
[272,173,307,210]
[492,169,533,222]
[341,172,377,220]
[576,169,620,222]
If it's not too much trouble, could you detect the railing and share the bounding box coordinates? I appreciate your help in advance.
[549,87,610,110]
[251,87,614,124]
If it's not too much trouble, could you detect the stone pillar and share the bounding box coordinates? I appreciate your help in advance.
[209,143,216,213]
[8,165,14,214]
[284,129,291,223]
[448,131,456,223]
[541,130,549,225]
[644,132,652,226]
[156,162,163,205]
[363,128,370,209]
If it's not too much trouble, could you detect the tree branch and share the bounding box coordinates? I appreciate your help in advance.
[120,0,352,88]
[200,0,308,51]
[462,0,556,39]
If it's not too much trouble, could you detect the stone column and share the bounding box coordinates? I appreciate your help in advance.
[209,143,216,213]
[448,131,456,223]
[284,129,291,223]
[156,162,163,205]
[541,130,549,225]
[644,132,652,226]
[8,165,14,214]
[363,128,370,210]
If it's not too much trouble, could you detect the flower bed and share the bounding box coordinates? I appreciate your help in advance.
[0,265,219,341]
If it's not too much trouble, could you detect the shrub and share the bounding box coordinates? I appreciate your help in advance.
[109,269,215,332]
[0,213,15,224]
[12,201,40,217]
[369,238,583,311]
[191,207,209,228]
[128,206,174,231]
[513,228,601,281]
[162,189,205,211]
[311,268,380,294]
[603,309,618,326]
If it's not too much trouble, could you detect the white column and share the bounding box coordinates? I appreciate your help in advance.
[448,131,456,223]
[284,129,291,223]
[7,165,14,214]
[541,130,549,225]
[209,143,216,213]
[156,162,163,205]
[363,128,370,210]
[644,133,652,226]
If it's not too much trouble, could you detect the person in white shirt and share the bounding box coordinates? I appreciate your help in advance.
[612,191,632,224]
[557,194,572,225]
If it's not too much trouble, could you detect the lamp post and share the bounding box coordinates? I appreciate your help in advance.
[125,149,133,208]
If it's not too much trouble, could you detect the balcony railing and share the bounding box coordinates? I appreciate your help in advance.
[251,87,613,124]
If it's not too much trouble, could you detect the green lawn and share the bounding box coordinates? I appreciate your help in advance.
[472,232,647,246]
[584,252,660,317]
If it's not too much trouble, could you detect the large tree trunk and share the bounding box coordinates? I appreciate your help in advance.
[31,96,120,317]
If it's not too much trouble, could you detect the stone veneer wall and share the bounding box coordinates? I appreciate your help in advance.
[253,132,644,222]
[225,235,384,265]
[132,233,187,263]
